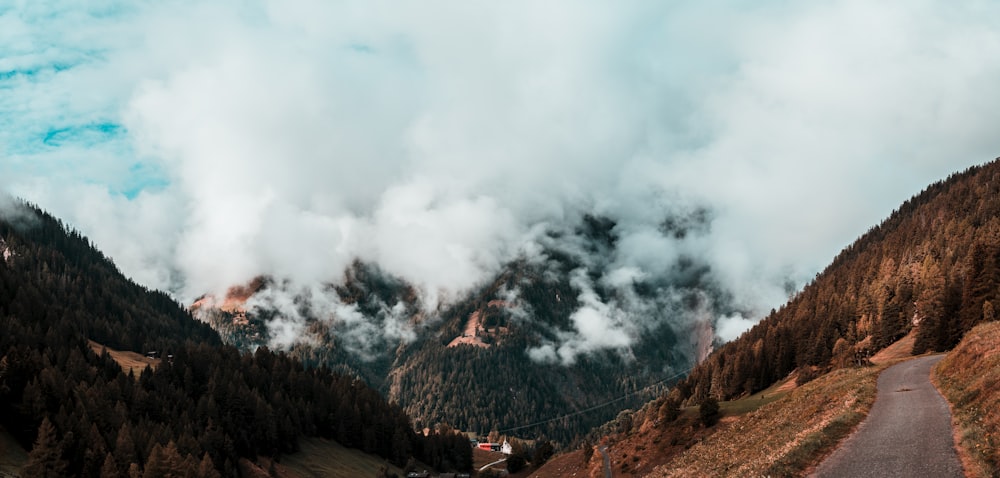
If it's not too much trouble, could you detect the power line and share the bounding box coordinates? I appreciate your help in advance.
[495,366,694,435]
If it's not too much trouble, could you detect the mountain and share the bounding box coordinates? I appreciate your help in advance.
[0,201,471,476]
[672,158,1000,405]
[194,214,723,445]
[536,158,1000,476]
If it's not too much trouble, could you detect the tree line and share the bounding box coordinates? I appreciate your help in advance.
[0,202,470,476]
[672,159,1000,405]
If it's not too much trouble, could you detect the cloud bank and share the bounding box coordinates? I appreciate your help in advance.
[4,0,1000,352]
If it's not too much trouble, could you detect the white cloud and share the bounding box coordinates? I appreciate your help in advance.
[716,313,757,343]
[4,0,1000,359]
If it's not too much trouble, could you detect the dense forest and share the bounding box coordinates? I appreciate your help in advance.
[201,234,691,445]
[671,158,1000,404]
[0,202,471,477]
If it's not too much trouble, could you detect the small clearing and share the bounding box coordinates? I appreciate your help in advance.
[277,437,404,478]
[448,310,490,348]
[528,449,592,478]
[870,329,917,364]
[649,365,884,477]
[447,301,510,349]
[88,340,160,375]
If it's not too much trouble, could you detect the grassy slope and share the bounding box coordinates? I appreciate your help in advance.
[650,364,885,478]
[0,425,26,477]
[472,447,507,471]
[528,330,926,478]
[869,328,917,365]
[88,340,161,375]
[529,375,800,477]
[276,437,404,478]
[934,321,1000,478]
[527,449,594,478]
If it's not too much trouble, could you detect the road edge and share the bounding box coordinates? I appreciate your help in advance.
[929,356,977,478]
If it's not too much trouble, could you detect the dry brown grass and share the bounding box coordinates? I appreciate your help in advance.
[534,374,802,477]
[472,447,507,470]
[870,329,917,364]
[88,340,160,375]
[933,322,1000,478]
[648,364,884,478]
[276,437,405,478]
[528,448,597,478]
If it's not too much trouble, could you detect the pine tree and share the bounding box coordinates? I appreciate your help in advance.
[115,422,138,473]
[197,453,221,478]
[698,397,720,427]
[100,452,120,478]
[23,417,68,478]
[84,422,110,477]
[658,396,681,423]
[914,257,946,354]
[160,441,185,477]
[142,443,167,478]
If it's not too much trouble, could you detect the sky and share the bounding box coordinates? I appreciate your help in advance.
[3,0,1000,353]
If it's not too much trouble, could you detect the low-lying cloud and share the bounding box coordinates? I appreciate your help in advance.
[4,0,1000,358]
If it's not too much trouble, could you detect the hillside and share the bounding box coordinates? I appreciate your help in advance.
[540,158,1000,476]
[934,321,1000,477]
[673,158,1000,405]
[195,215,708,444]
[0,201,471,477]
[194,158,1000,447]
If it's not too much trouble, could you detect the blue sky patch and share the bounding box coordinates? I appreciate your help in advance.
[119,162,171,199]
[42,122,125,147]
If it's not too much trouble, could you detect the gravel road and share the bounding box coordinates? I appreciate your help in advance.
[811,354,962,478]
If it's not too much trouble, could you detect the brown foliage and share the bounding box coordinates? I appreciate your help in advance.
[935,322,1000,477]
[675,159,1000,405]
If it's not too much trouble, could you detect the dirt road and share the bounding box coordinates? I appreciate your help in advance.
[811,354,962,477]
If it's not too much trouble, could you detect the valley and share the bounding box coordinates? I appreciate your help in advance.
[4,160,1000,477]
[193,230,706,446]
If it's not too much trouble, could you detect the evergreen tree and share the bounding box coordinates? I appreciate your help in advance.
[914,258,947,354]
[142,443,166,478]
[23,417,68,478]
[197,453,221,478]
[100,452,120,478]
[114,423,138,473]
[698,397,720,427]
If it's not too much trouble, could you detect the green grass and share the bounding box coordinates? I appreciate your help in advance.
[278,437,403,478]
[718,380,792,416]
[0,425,27,476]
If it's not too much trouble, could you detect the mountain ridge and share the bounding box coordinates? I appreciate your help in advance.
[672,158,1000,406]
[539,157,1000,476]
[193,229,708,445]
[0,201,472,476]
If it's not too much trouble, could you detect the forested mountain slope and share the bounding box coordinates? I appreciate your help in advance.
[198,218,703,445]
[0,202,470,477]
[674,158,1000,404]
